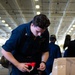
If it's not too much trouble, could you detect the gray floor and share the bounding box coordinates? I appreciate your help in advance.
[0,48,9,75]
[0,65,8,75]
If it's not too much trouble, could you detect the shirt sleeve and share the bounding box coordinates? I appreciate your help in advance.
[2,28,22,52]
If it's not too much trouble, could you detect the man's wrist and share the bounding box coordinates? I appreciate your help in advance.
[41,61,46,65]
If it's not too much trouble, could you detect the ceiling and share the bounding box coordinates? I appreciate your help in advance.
[0,0,75,45]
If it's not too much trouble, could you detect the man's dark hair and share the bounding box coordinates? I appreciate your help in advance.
[50,35,56,41]
[32,14,50,29]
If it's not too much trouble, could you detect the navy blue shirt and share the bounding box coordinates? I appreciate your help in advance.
[45,42,61,75]
[2,21,49,66]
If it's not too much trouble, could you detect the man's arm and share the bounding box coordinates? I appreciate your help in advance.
[1,48,19,67]
[1,48,30,72]
[37,51,49,71]
[41,51,49,63]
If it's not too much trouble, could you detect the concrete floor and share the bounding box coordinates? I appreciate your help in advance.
[0,65,8,75]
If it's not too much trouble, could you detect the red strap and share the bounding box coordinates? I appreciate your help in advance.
[26,62,36,67]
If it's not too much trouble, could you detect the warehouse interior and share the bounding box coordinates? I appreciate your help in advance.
[0,0,75,75]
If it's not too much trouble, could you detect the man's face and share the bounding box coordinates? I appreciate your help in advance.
[31,23,46,37]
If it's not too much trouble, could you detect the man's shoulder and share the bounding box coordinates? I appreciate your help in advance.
[13,22,31,33]
[55,44,60,48]
[17,23,29,30]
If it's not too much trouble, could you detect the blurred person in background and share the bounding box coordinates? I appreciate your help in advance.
[63,35,71,57]
[45,35,62,75]
[63,35,71,50]
[64,40,75,57]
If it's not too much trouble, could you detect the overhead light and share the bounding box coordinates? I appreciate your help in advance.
[5,24,9,27]
[37,11,40,15]
[8,27,12,30]
[69,30,71,33]
[70,28,73,30]
[73,25,75,27]
[35,5,40,9]
[2,20,5,23]
[67,33,70,34]
[35,0,39,1]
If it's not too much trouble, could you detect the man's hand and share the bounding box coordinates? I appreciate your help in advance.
[37,62,46,71]
[17,63,31,72]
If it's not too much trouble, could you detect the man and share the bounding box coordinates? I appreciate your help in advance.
[1,14,50,75]
[45,35,61,75]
